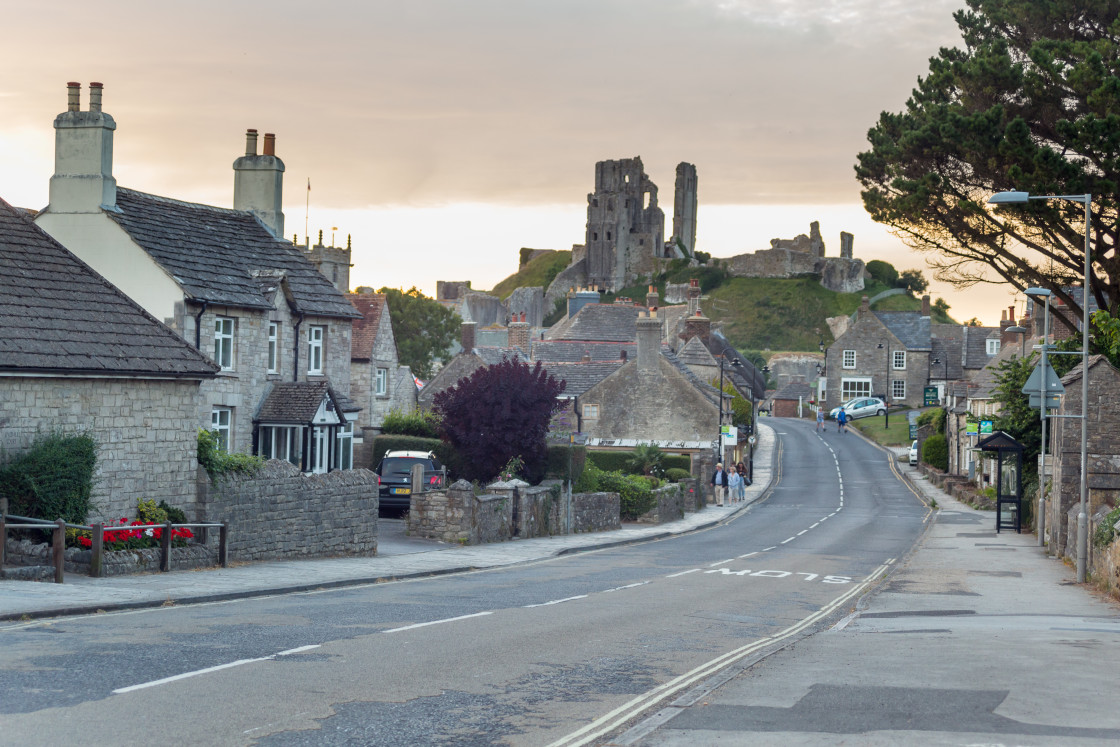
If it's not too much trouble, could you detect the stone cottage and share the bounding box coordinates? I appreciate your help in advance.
[348,291,417,468]
[0,197,219,520]
[33,82,362,472]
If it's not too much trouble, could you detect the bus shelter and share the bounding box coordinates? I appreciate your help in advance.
[976,431,1024,533]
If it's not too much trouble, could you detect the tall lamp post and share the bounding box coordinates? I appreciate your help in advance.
[1026,287,1053,548]
[877,340,891,428]
[988,190,1092,583]
[717,355,742,463]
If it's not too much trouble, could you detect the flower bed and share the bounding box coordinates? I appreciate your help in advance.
[70,518,194,551]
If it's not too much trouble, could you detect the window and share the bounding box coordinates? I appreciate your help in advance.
[336,422,354,470]
[211,407,232,453]
[308,325,326,375]
[893,350,906,370]
[841,378,872,400]
[583,403,600,419]
[986,339,1001,355]
[892,379,906,400]
[842,350,856,369]
[267,322,279,374]
[259,425,300,466]
[606,231,612,240]
[214,317,235,371]
[375,367,389,396]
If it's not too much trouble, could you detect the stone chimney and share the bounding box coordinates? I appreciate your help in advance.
[859,295,870,318]
[683,310,711,347]
[646,285,659,309]
[687,278,701,315]
[508,313,530,352]
[921,294,931,317]
[233,128,285,237]
[48,81,117,213]
[460,322,476,353]
[1000,306,1021,347]
[636,313,662,373]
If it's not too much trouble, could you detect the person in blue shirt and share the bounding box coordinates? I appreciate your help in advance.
[837,408,848,433]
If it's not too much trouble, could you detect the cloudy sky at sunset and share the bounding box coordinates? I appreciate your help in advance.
[2,0,1020,325]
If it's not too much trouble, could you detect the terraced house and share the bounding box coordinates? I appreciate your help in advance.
[33,82,361,472]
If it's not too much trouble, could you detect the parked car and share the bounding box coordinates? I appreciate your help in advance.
[829,397,887,421]
[374,450,444,511]
[909,440,919,466]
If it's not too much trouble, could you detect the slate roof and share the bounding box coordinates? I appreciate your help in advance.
[708,332,766,400]
[108,188,359,319]
[348,293,387,363]
[771,382,815,401]
[537,361,624,397]
[929,338,964,380]
[256,381,349,423]
[0,197,219,378]
[873,311,931,351]
[545,303,641,342]
[675,335,719,367]
[531,340,635,362]
[475,346,525,365]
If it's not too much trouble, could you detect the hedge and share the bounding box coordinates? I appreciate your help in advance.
[920,433,948,471]
[545,444,587,483]
[586,450,689,474]
[578,462,657,519]
[0,432,97,524]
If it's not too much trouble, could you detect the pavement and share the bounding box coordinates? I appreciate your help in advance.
[0,426,777,622]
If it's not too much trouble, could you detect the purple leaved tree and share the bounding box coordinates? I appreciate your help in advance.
[433,357,565,483]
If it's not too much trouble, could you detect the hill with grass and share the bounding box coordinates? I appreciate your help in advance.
[489,250,571,300]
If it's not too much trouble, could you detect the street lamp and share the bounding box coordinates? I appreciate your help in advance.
[988,190,1092,582]
[1006,324,1028,357]
[1026,286,1053,548]
[877,340,891,428]
[717,355,742,463]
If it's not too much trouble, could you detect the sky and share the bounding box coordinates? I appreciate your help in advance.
[1,0,1021,325]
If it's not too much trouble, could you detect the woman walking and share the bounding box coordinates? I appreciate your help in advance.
[736,462,749,501]
[727,466,742,504]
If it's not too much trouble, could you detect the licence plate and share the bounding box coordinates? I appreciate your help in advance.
[392,488,411,495]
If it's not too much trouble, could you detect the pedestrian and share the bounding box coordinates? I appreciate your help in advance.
[837,408,848,434]
[816,407,825,433]
[711,463,729,506]
[735,462,749,499]
[727,466,741,504]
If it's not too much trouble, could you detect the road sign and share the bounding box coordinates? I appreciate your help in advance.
[923,386,939,406]
[909,424,918,439]
[1022,359,1064,410]
[720,425,736,446]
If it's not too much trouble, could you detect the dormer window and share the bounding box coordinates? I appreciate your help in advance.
[986,339,1001,355]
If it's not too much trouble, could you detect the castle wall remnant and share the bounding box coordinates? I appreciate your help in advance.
[725,223,864,294]
[673,163,698,254]
[586,157,666,291]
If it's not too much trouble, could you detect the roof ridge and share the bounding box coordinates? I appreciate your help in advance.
[117,187,258,220]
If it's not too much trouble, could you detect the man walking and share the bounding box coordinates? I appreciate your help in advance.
[837,408,848,434]
[711,463,729,507]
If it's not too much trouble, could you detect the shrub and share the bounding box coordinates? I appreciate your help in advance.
[921,433,949,471]
[136,498,169,524]
[588,450,689,475]
[1093,505,1120,549]
[197,430,264,479]
[0,431,97,524]
[575,460,602,493]
[627,443,663,476]
[380,408,441,439]
[665,468,691,482]
[917,408,946,434]
[596,469,657,520]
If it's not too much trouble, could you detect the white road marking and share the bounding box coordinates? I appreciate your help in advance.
[810,522,820,528]
[113,644,322,694]
[708,558,734,567]
[797,530,808,536]
[603,581,650,593]
[523,596,588,609]
[383,611,493,632]
[780,537,795,544]
[666,569,701,578]
[762,546,777,552]
[738,551,759,559]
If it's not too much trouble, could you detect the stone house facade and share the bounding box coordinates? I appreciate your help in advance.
[0,197,218,520]
[33,83,361,472]
[824,295,933,410]
[349,292,417,468]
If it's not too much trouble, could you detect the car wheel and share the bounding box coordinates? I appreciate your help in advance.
[876,409,885,416]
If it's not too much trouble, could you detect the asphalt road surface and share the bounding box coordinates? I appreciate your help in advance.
[0,418,929,745]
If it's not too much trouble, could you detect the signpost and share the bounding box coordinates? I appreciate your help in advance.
[980,420,993,435]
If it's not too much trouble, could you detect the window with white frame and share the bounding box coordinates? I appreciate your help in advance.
[842,350,856,369]
[308,325,326,375]
[267,322,279,374]
[214,317,235,371]
[893,350,906,370]
[211,407,232,453]
[892,379,906,400]
[375,367,389,396]
[841,378,872,400]
[986,338,1001,355]
[583,403,600,419]
[336,422,354,470]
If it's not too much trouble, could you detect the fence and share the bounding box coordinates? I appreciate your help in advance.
[1,497,227,583]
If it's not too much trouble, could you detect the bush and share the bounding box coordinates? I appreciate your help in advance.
[1093,505,1120,549]
[921,433,949,471]
[596,470,657,520]
[866,259,899,287]
[588,450,689,475]
[197,430,264,479]
[0,431,97,524]
[380,408,442,439]
[545,444,587,483]
[665,468,691,482]
[917,408,946,434]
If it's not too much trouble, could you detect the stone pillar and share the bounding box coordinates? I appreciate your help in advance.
[840,231,854,259]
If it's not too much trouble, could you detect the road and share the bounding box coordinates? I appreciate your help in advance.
[0,418,929,745]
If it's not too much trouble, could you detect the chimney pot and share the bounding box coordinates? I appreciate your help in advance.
[263,133,276,156]
[88,82,103,112]
[921,294,930,317]
[66,82,80,111]
[245,129,258,156]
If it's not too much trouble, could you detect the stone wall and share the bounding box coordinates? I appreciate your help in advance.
[508,286,545,329]
[678,478,703,512]
[3,537,217,577]
[0,376,203,521]
[768,353,824,393]
[197,460,378,561]
[572,492,621,532]
[636,483,684,524]
[544,257,588,314]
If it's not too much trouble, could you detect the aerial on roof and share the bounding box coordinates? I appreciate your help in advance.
[0,197,219,378]
[108,189,359,319]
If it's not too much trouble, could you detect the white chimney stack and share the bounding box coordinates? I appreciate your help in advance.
[47,80,117,213]
[233,128,285,237]
[636,313,662,373]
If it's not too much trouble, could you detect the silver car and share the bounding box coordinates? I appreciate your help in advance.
[829,397,887,421]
